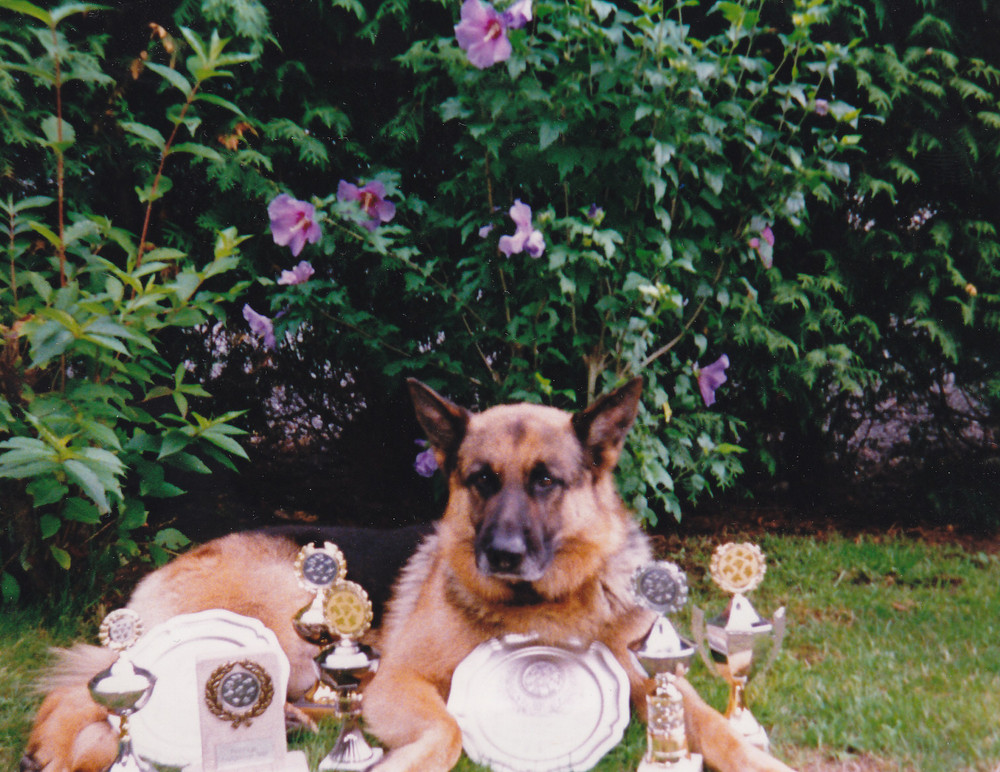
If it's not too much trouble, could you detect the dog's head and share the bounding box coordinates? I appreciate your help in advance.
[408,378,642,590]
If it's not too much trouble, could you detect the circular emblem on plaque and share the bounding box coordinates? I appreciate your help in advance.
[710,542,766,594]
[205,660,274,728]
[323,580,373,638]
[520,659,564,699]
[99,608,143,651]
[632,561,689,614]
[295,542,347,591]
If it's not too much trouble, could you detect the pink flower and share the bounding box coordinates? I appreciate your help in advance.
[242,304,275,349]
[503,0,532,29]
[498,199,545,258]
[277,260,315,286]
[814,99,830,116]
[696,354,729,407]
[455,0,512,69]
[337,179,396,231]
[268,194,321,257]
[478,223,495,238]
[750,225,775,268]
[413,440,438,477]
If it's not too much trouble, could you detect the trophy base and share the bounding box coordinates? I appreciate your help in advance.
[187,750,310,772]
[317,727,384,771]
[637,752,703,772]
[108,753,157,772]
[728,707,769,752]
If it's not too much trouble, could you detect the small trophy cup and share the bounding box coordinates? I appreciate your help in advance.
[691,543,786,751]
[315,577,384,771]
[631,561,702,772]
[87,609,157,772]
[292,541,347,705]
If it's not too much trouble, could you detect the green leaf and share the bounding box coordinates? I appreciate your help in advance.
[28,220,62,248]
[153,527,190,550]
[63,458,111,513]
[120,121,166,151]
[0,0,52,25]
[39,115,75,150]
[26,477,68,507]
[1,572,20,604]
[194,92,246,116]
[50,544,71,570]
[143,61,192,96]
[50,3,108,25]
[171,142,223,163]
[135,175,173,204]
[39,513,61,539]
[63,497,101,524]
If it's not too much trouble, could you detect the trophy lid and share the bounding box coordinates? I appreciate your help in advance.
[709,543,766,595]
[99,608,143,651]
[295,542,348,592]
[322,580,373,638]
[632,561,689,615]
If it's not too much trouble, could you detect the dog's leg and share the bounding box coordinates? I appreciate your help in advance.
[674,677,798,772]
[21,686,117,772]
[363,664,463,772]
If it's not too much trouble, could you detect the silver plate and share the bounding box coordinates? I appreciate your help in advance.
[447,635,630,772]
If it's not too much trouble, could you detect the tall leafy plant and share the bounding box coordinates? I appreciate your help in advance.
[0,1,254,601]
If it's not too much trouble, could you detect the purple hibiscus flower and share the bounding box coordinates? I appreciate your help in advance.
[268,194,322,257]
[277,260,315,286]
[455,0,512,69]
[413,440,438,477]
[696,354,730,407]
[749,225,775,268]
[503,0,532,29]
[242,303,276,349]
[337,179,396,232]
[498,199,545,258]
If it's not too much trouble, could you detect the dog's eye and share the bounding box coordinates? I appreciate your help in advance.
[467,468,500,498]
[529,467,562,496]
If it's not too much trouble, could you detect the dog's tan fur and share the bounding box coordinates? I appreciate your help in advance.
[23,380,795,772]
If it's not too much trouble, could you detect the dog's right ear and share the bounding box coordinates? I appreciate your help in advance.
[407,378,470,472]
[572,377,643,472]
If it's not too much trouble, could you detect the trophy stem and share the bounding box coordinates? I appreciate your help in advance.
[110,716,156,772]
[724,678,769,751]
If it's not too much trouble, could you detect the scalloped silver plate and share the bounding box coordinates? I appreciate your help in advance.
[447,635,630,772]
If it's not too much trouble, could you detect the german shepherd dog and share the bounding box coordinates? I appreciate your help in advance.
[23,379,795,772]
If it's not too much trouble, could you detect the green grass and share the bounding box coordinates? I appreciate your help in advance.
[4,535,999,771]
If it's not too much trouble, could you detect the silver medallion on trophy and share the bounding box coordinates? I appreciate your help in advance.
[291,541,383,770]
[630,561,702,772]
[691,542,786,750]
[87,609,157,772]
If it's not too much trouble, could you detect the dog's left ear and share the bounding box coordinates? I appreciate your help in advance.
[572,378,643,471]
[407,378,471,473]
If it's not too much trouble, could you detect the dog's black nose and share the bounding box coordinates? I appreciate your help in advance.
[484,531,526,574]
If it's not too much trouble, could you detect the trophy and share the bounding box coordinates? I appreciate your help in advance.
[292,541,347,705]
[87,609,157,772]
[630,561,702,772]
[691,542,786,751]
[316,575,384,770]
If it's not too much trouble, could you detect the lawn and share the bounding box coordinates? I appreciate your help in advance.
[3,534,999,772]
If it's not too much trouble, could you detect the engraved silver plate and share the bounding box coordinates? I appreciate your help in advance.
[447,635,630,772]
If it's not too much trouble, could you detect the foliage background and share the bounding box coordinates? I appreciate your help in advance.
[0,0,998,602]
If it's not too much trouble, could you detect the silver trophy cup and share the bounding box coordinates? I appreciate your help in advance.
[87,609,157,772]
[630,561,703,772]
